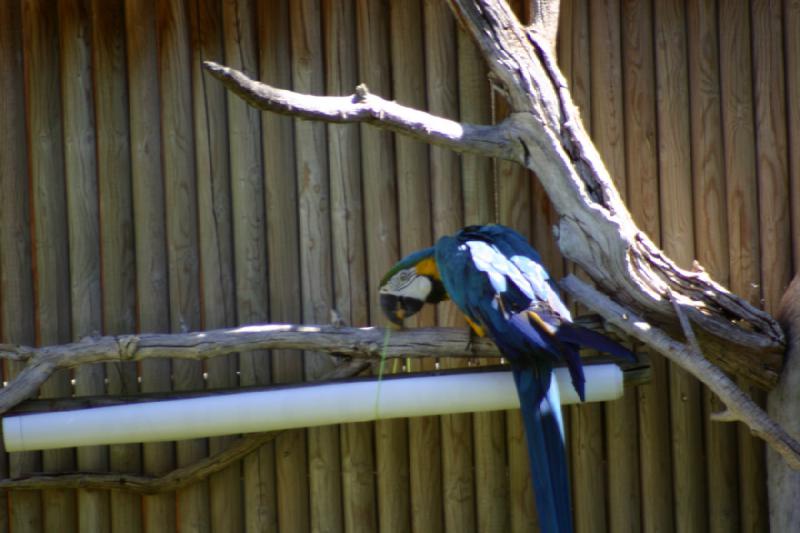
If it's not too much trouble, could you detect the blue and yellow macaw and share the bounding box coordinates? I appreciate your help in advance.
[379,224,634,533]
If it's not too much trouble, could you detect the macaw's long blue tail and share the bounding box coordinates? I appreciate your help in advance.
[513,367,573,533]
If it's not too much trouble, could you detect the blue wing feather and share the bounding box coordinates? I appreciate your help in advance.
[428,224,635,533]
[435,227,574,533]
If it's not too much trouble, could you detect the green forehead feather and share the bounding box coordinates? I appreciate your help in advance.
[379,246,435,287]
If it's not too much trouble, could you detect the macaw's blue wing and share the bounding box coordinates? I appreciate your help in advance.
[434,230,574,533]
[436,228,587,399]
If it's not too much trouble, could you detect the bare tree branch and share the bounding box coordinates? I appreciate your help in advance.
[562,275,800,469]
[202,61,521,161]
[0,318,640,417]
[527,0,561,51]
[0,431,278,493]
[442,0,784,388]
[203,1,785,389]
[0,325,502,416]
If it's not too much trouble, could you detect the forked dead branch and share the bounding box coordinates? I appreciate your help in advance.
[0,0,797,491]
[199,0,797,466]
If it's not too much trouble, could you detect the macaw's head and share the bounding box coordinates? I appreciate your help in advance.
[379,247,447,325]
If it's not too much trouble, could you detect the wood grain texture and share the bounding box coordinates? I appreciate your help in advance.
[2,1,794,530]
[654,1,707,531]
[423,2,474,532]
[58,0,111,530]
[558,3,605,532]
[90,1,142,530]
[21,1,77,530]
[789,0,800,270]
[718,5,764,529]
[0,2,41,530]
[621,1,673,531]
[222,0,272,530]
[388,4,442,528]
[355,2,408,532]
[686,1,740,531]
[157,0,210,530]
[290,1,342,531]
[589,2,642,531]
[323,2,376,531]
[748,0,789,529]
[257,0,310,529]
[124,0,175,530]
[190,0,242,531]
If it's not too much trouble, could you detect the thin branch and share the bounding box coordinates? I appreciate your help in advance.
[562,275,800,470]
[0,325,499,416]
[0,318,635,417]
[440,0,785,388]
[666,287,701,351]
[207,0,787,388]
[202,61,521,161]
[0,431,278,493]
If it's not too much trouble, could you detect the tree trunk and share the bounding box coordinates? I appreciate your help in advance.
[768,276,800,531]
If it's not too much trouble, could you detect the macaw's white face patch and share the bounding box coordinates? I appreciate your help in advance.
[380,269,433,301]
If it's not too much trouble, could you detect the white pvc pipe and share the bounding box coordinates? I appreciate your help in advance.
[3,365,623,452]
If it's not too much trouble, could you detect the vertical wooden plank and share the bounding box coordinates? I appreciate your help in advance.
[686,2,740,532]
[458,15,506,533]
[788,1,800,270]
[748,0,789,530]
[621,1,674,532]
[558,3,606,532]
[21,2,78,530]
[223,0,274,530]
[720,2,762,529]
[156,0,209,531]
[258,1,310,530]
[751,5,791,311]
[589,1,643,531]
[655,2,708,532]
[189,0,241,531]
[92,0,142,533]
[459,33,494,228]
[355,2,407,532]
[290,1,342,531]
[322,2,376,532]
[423,3,475,533]
[590,0,627,196]
[0,2,41,531]
[622,0,661,242]
[91,1,142,531]
[388,2,441,532]
[718,0,761,314]
[58,1,111,531]
[125,0,175,530]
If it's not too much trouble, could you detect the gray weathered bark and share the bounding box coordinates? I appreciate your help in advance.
[204,1,783,390]
[768,276,800,529]
[200,0,798,465]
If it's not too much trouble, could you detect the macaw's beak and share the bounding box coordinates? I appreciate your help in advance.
[380,294,424,326]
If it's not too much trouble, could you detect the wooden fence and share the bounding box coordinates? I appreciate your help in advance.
[0,0,797,531]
